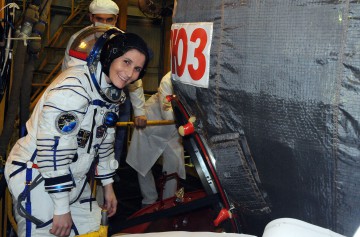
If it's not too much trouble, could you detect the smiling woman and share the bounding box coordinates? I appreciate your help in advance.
[99,32,150,90]
[107,49,146,88]
[4,26,150,237]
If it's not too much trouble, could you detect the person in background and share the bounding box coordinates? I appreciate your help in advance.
[62,0,119,71]
[5,27,150,237]
[126,71,186,207]
[62,0,147,165]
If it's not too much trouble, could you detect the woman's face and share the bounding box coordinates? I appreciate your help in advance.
[106,49,146,89]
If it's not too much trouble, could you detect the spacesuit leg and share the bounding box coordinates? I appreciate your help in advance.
[8,170,59,236]
[70,183,102,235]
[138,171,158,205]
[6,164,54,237]
[6,165,101,236]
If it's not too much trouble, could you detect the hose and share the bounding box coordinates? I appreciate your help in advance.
[16,174,44,226]
[0,40,26,159]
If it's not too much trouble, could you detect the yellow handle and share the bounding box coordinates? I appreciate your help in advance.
[116,120,175,127]
[75,226,108,237]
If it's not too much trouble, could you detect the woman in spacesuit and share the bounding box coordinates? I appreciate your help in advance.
[4,27,149,237]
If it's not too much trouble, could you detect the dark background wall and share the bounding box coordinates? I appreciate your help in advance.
[172,1,360,236]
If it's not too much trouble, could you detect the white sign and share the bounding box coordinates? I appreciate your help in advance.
[171,22,213,88]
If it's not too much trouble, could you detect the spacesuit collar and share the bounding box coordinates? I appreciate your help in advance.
[95,63,111,89]
[89,59,125,104]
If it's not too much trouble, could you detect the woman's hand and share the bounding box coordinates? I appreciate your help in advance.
[103,184,118,217]
[50,212,73,237]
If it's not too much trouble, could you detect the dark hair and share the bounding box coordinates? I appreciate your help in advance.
[100,32,150,79]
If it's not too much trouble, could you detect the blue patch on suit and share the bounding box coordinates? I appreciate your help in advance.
[56,112,79,134]
[103,112,118,127]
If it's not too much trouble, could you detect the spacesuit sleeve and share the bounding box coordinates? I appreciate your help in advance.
[61,34,75,72]
[95,125,118,186]
[127,79,146,117]
[158,73,175,121]
[36,76,90,215]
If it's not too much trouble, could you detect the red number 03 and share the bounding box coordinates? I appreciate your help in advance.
[171,27,207,81]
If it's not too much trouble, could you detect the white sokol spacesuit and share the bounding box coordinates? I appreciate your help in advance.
[126,72,186,205]
[4,27,148,236]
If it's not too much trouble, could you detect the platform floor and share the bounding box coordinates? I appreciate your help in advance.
[108,163,269,237]
[108,163,203,235]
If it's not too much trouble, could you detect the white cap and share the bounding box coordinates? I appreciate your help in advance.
[89,0,119,15]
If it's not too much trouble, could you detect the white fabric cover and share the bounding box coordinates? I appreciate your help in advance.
[126,72,185,178]
[112,231,256,237]
[262,218,346,237]
[126,72,185,204]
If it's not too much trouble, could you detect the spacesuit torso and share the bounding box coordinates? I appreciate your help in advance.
[5,63,121,216]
